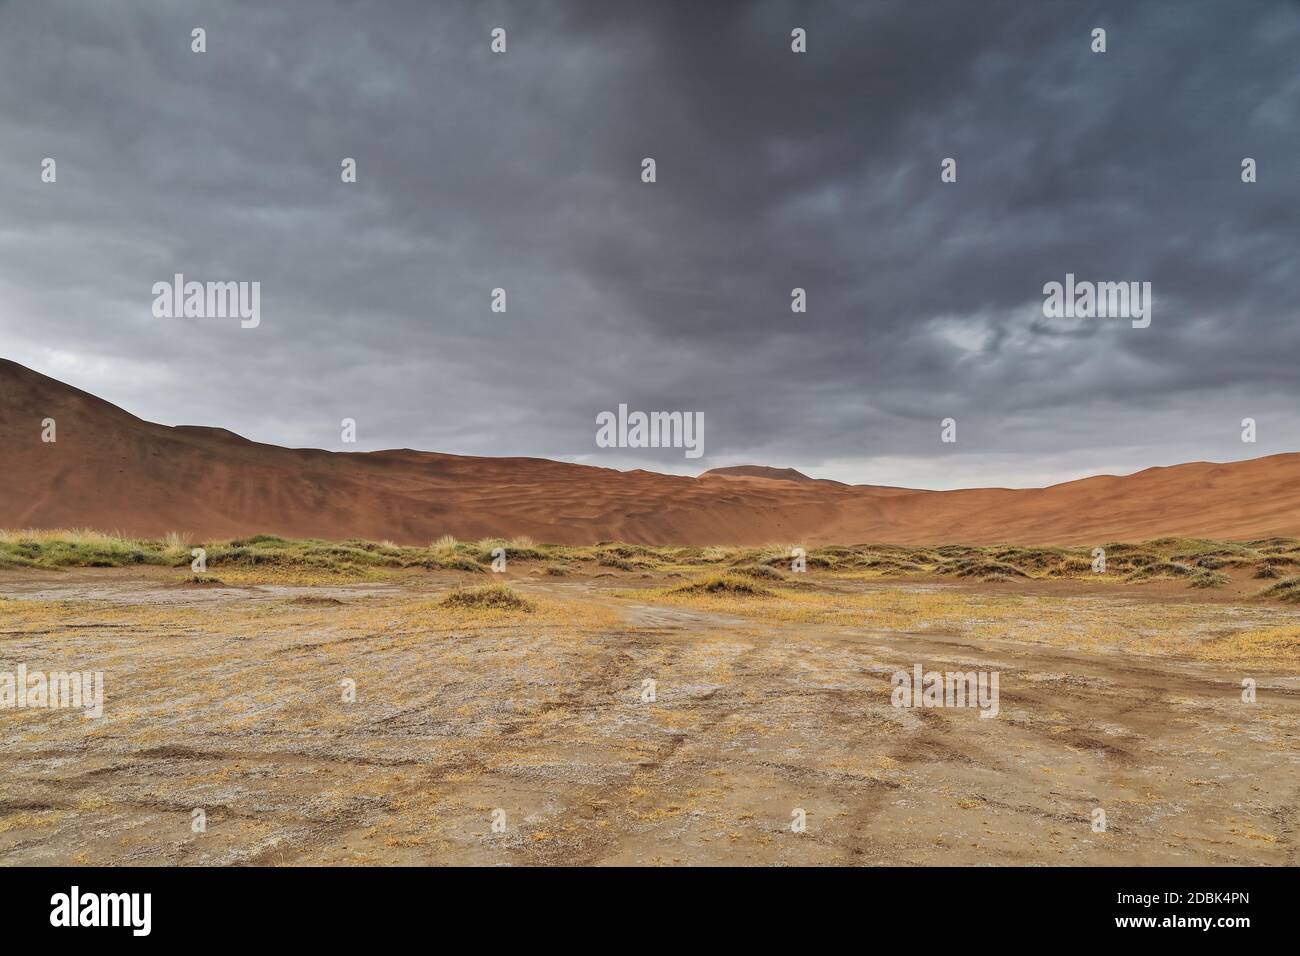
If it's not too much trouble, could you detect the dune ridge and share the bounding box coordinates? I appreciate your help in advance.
[3,357,1300,546]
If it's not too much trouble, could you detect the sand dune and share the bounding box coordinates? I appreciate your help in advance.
[3,357,1300,546]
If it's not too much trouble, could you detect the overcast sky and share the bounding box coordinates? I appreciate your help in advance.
[2,0,1297,488]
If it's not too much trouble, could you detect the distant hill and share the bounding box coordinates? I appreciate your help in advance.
[700,465,817,482]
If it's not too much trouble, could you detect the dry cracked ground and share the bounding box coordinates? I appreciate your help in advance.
[1,565,1298,866]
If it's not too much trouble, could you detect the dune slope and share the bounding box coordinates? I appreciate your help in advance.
[3,358,1300,545]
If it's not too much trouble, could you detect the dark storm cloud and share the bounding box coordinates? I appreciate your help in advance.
[1,0,1297,487]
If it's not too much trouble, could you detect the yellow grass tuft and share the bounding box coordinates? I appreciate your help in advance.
[439,583,536,612]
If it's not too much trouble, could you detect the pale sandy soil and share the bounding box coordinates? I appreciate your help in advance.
[1,566,1297,866]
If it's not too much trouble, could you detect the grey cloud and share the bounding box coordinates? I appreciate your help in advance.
[1,0,1297,488]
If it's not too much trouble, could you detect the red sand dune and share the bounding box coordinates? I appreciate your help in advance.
[3,357,1300,546]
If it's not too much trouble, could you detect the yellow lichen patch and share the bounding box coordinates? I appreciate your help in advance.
[1192,626,1300,665]
[0,809,67,834]
[628,584,1028,631]
[201,566,391,586]
[618,580,1300,668]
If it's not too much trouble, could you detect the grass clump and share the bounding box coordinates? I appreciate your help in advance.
[935,558,1028,580]
[1125,561,1196,582]
[1259,577,1300,603]
[1046,556,1096,577]
[0,530,167,569]
[990,547,1067,573]
[669,574,774,597]
[439,584,536,612]
[849,555,929,576]
[473,538,548,564]
[729,564,787,582]
[409,552,485,573]
[181,574,225,586]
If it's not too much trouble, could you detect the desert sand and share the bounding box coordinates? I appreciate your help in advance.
[2,561,1297,866]
[4,357,1300,547]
